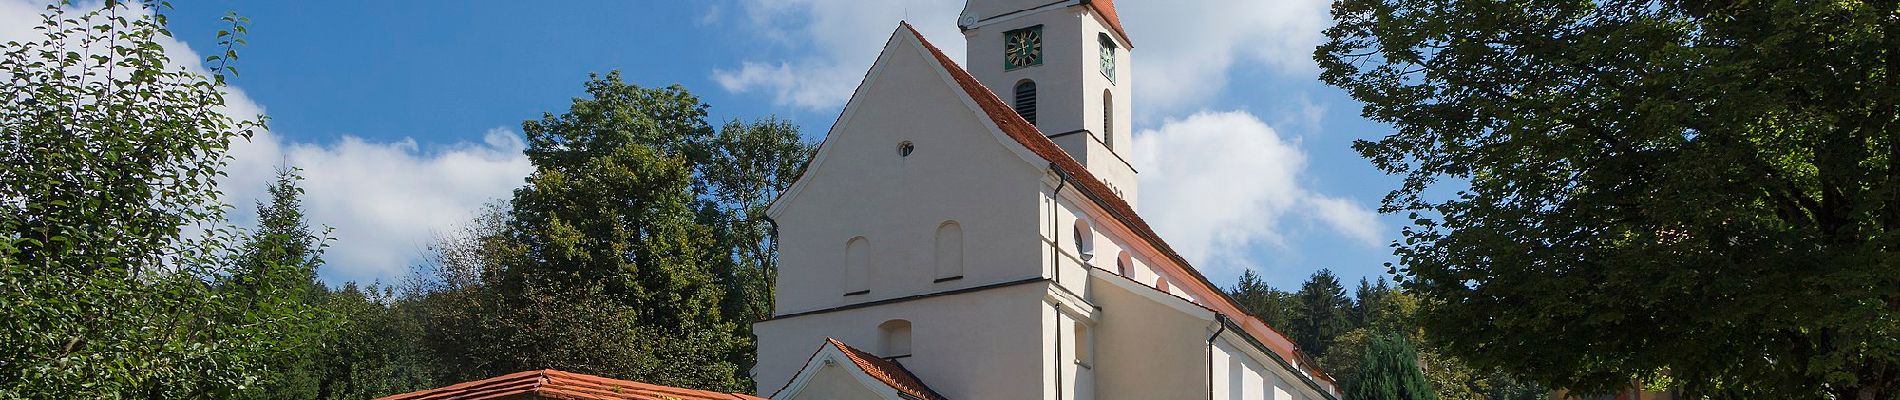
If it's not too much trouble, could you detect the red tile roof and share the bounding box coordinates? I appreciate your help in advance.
[825,338,948,400]
[1082,0,1132,48]
[374,369,765,400]
[902,23,1338,394]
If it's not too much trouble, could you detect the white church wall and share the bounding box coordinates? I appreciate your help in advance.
[770,28,1051,316]
[754,281,1053,399]
[784,364,889,400]
[1086,270,1217,400]
[1213,335,1332,400]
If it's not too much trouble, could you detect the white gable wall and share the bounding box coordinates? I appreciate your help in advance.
[769,29,1049,316]
[759,28,1065,400]
[787,365,890,400]
[755,281,1053,399]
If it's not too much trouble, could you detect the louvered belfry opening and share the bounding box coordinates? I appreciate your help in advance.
[1013,80,1038,125]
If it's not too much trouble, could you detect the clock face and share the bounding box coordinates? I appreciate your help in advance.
[1004,26,1043,70]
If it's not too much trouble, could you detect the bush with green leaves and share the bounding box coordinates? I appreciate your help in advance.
[0,1,324,397]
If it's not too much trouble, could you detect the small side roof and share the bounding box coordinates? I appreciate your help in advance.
[773,338,948,400]
[375,369,764,400]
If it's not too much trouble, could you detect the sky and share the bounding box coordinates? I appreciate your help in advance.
[1,0,1407,291]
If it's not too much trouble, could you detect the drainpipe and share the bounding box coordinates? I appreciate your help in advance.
[1054,303,1065,400]
[1207,314,1230,400]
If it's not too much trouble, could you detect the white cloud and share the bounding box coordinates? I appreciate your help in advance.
[715,0,1333,114]
[2,0,534,284]
[712,0,965,110]
[1132,110,1380,274]
[225,129,532,284]
[1119,0,1333,114]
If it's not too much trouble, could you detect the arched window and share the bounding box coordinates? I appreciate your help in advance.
[1072,219,1094,263]
[934,221,964,281]
[879,319,913,357]
[1014,80,1038,125]
[845,237,870,295]
[1116,251,1132,276]
[1102,90,1115,150]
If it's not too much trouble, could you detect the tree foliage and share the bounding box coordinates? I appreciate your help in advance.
[0,2,325,397]
[1318,0,1899,396]
[1230,269,1299,329]
[1292,269,1353,358]
[1350,332,1439,400]
[226,168,333,400]
[409,73,810,392]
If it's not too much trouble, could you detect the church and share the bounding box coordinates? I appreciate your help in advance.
[380,1,1340,399]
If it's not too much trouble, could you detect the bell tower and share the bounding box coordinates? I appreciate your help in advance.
[960,0,1137,204]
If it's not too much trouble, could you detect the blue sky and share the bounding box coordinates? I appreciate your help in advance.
[3,0,1406,291]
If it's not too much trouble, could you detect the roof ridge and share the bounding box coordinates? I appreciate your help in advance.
[374,369,764,400]
[824,338,948,400]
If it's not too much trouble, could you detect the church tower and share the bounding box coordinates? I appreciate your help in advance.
[960,0,1138,205]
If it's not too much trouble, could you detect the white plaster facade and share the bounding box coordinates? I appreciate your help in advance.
[754,2,1340,399]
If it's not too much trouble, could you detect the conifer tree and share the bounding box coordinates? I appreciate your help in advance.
[1291,269,1352,357]
[1229,269,1298,329]
[228,167,331,399]
[1350,332,1438,400]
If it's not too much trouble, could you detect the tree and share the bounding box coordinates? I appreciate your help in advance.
[0,2,319,397]
[416,73,781,392]
[1228,269,1299,329]
[306,284,443,399]
[1350,332,1438,400]
[227,167,333,399]
[1352,277,1393,328]
[1291,269,1352,358]
[698,117,812,376]
[1318,0,1899,396]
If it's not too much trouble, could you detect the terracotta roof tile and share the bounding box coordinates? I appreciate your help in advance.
[902,23,1337,392]
[825,338,948,400]
[374,369,765,400]
[1082,0,1132,47]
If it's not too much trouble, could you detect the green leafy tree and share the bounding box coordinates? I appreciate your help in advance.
[306,284,443,399]
[702,117,810,324]
[1318,0,1900,396]
[0,2,321,397]
[1292,269,1352,358]
[1350,332,1438,400]
[418,73,782,392]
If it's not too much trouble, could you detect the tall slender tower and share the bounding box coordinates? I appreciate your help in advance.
[960,0,1137,206]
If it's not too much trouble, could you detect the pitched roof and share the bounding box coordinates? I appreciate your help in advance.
[825,338,948,400]
[901,23,1338,394]
[374,369,764,400]
[1081,0,1132,47]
